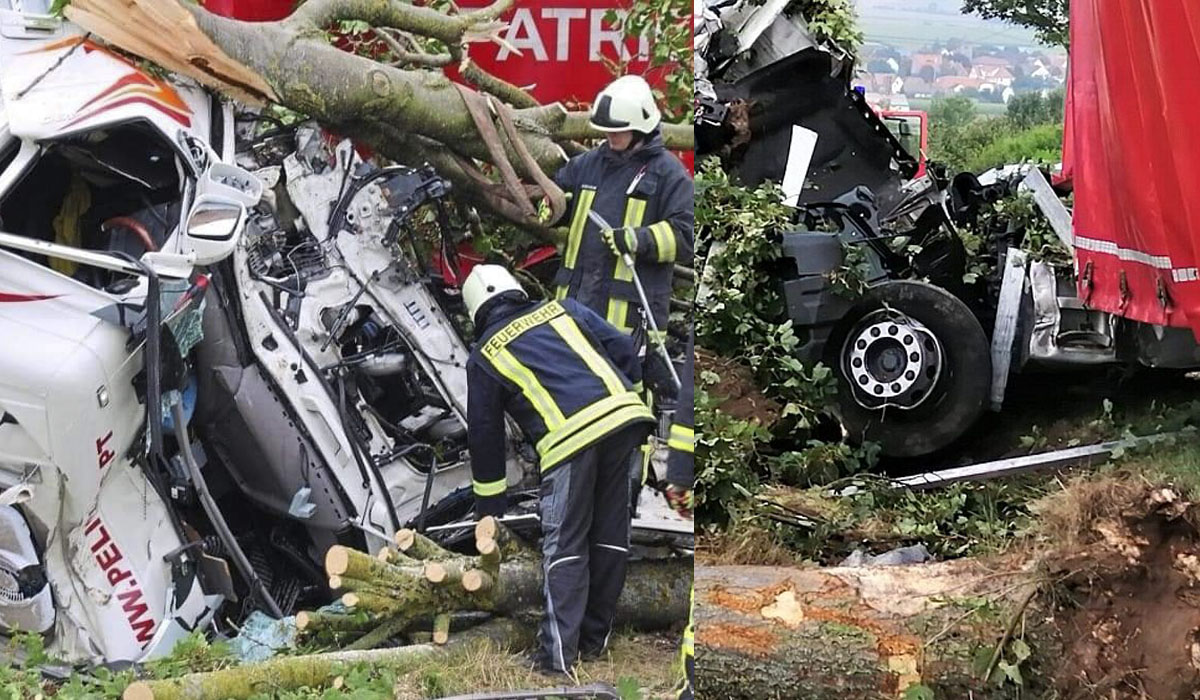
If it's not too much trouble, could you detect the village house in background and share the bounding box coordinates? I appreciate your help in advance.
[851,0,1068,111]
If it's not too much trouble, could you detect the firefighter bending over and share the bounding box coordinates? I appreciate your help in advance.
[462,265,656,676]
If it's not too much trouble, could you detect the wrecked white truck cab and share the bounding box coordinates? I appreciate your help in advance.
[0,7,688,665]
[0,6,495,664]
[0,8,251,662]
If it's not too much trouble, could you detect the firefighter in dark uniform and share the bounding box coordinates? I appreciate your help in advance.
[461,264,656,676]
[665,333,695,700]
[549,74,694,502]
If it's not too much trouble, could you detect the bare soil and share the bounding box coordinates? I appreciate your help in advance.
[696,347,781,426]
[1042,484,1200,698]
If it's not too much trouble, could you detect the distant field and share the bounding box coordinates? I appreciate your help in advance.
[858,7,1043,50]
[907,97,1009,117]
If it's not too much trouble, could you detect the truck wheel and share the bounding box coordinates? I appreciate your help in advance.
[825,280,991,458]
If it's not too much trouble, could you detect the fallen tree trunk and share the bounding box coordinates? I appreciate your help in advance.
[123,618,534,700]
[124,555,689,699]
[306,519,691,651]
[696,473,1200,699]
[63,0,693,229]
[694,560,1036,699]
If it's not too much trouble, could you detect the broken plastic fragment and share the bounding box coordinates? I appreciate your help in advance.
[288,487,316,520]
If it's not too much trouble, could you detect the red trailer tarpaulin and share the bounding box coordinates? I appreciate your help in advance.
[1067,0,1200,334]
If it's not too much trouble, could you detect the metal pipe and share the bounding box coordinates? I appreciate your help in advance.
[891,432,1175,490]
[584,209,682,391]
[171,401,283,618]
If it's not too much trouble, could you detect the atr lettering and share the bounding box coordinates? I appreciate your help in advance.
[84,516,155,646]
[496,8,651,62]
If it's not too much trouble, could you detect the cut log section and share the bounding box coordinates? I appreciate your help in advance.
[694,561,1034,699]
[475,515,532,559]
[395,528,455,561]
[462,569,494,593]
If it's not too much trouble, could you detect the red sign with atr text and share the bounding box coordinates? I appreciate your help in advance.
[448,0,661,106]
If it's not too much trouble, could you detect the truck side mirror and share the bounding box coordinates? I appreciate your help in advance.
[183,195,245,265]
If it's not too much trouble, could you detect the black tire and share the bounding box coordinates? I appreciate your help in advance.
[825,280,991,458]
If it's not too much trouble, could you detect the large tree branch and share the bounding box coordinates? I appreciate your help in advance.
[289,0,513,45]
[65,0,695,227]
[184,8,571,174]
[556,110,694,150]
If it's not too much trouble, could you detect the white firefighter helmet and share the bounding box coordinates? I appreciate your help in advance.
[462,264,527,323]
[589,75,662,134]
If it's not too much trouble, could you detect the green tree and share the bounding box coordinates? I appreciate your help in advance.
[961,0,1069,47]
[1005,89,1065,129]
[930,95,978,131]
[786,0,864,52]
[59,0,693,232]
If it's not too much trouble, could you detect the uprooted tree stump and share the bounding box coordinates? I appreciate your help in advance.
[696,476,1200,699]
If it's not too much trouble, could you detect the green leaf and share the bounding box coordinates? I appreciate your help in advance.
[998,660,1024,685]
[1010,638,1032,661]
[616,677,642,699]
[902,684,936,700]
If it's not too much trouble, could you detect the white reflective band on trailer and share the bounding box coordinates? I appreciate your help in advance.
[1073,234,1174,270]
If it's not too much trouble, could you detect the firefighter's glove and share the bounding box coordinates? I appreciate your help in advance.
[665,484,693,520]
[602,227,638,257]
[538,191,572,226]
[537,198,553,224]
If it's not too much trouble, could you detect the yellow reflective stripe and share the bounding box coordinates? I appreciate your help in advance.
[535,391,648,463]
[490,347,566,431]
[684,587,694,650]
[624,198,647,227]
[641,440,653,484]
[606,198,646,332]
[555,286,568,301]
[481,302,566,359]
[473,478,507,497]
[613,198,646,284]
[651,221,676,263]
[668,425,694,453]
[535,391,645,456]
[548,316,626,395]
[540,403,654,470]
[563,188,596,270]
[606,299,632,333]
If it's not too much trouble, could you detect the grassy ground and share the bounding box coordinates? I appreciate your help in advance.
[700,372,1200,568]
[907,97,1008,117]
[396,633,683,699]
[7,630,683,699]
